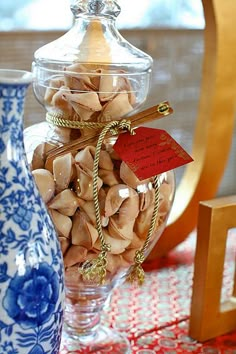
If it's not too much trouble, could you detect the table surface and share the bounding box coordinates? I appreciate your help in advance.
[59,230,236,354]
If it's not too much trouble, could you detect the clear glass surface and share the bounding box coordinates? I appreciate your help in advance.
[24,121,175,352]
[62,268,131,353]
[24,2,176,352]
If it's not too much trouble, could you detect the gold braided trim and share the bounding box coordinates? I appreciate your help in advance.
[127,175,160,285]
[79,118,161,286]
[80,120,135,284]
[46,112,107,130]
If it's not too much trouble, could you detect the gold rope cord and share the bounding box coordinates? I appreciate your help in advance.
[79,119,135,284]
[127,175,160,285]
[79,119,161,285]
[46,102,173,132]
[45,109,162,284]
[46,112,107,130]
[46,110,162,285]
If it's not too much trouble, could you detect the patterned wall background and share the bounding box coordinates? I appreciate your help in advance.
[0,29,235,197]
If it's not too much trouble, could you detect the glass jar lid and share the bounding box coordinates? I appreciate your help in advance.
[33,0,153,123]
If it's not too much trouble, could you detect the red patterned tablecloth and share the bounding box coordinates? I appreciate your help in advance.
[60,230,236,353]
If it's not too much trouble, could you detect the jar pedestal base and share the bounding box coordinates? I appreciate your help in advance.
[62,324,131,353]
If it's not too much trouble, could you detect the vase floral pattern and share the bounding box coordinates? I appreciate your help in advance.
[0,70,64,354]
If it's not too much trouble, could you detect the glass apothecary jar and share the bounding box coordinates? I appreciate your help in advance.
[24,1,176,352]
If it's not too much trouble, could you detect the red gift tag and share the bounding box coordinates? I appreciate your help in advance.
[113,127,193,180]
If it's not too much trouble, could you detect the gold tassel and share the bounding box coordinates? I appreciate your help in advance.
[127,250,146,285]
[79,251,108,284]
[127,264,145,286]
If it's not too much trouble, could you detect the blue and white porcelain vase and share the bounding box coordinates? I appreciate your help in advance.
[0,69,65,354]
